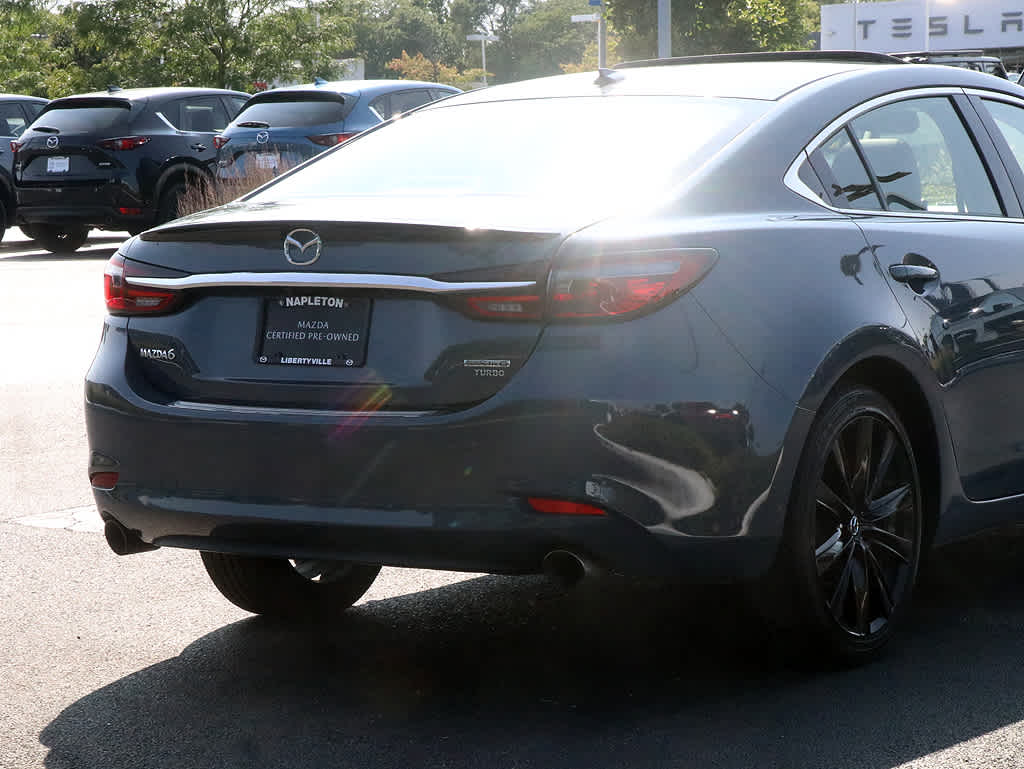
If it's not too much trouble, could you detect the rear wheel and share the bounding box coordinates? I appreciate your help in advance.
[157,183,186,224]
[20,223,41,241]
[761,386,923,666]
[34,225,89,254]
[200,551,381,619]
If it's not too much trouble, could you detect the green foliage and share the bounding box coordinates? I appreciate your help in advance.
[487,0,591,82]
[606,0,814,59]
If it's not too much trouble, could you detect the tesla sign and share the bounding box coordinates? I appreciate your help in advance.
[821,0,1024,52]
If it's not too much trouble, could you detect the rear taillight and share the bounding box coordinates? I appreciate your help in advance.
[548,249,718,320]
[10,140,21,153]
[456,248,717,322]
[212,135,230,149]
[104,253,180,315]
[97,136,150,151]
[308,132,356,147]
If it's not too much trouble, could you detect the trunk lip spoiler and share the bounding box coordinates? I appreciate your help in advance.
[125,271,537,294]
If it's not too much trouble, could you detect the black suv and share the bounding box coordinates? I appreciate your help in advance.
[0,94,48,241]
[14,87,248,252]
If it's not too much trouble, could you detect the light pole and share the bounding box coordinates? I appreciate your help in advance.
[466,33,499,86]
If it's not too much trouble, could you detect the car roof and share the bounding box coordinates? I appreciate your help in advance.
[0,94,47,103]
[260,80,460,99]
[443,52,1016,106]
[52,87,248,103]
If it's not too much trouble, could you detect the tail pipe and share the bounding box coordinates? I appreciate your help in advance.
[104,517,158,556]
[542,549,601,588]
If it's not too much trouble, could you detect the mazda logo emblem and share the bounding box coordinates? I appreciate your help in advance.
[46,136,59,149]
[284,229,322,266]
[256,131,270,144]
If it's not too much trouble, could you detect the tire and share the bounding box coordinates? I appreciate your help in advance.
[758,385,923,666]
[200,551,381,619]
[0,198,7,242]
[34,225,89,254]
[156,183,186,225]
[20,223,41,241]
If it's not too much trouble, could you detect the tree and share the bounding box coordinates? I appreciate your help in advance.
[0,0,71,96]
[386,49,484,89]
[606,0,814,61]
[351,0,457,77]
[488,0,591,82]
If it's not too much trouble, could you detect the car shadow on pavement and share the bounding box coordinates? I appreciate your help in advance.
[40,532,1024,769]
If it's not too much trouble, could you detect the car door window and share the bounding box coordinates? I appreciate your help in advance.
[979,99,1024,180]
[180,96,229,133]
[850,97,1002,216]
[23,101,44,120]
[369,94,390,121]
[812,128,883,210]
[388,89,432,116]
[0,103,28,138]
[224,95,248,120]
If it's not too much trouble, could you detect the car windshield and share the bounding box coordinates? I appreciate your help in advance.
[251,96,768,214]
[234,96,351,127]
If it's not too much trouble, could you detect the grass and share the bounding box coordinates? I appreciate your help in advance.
[177,160,293,218]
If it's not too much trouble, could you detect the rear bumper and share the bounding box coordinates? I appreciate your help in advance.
[85,297,810,580]
[15,184,152,229]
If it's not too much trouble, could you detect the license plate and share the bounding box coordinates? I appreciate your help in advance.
[47,156,69,173]
[257,294,371,367]
[256,153,277,170]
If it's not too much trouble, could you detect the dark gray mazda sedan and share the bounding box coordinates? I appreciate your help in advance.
[87,51,1024,664]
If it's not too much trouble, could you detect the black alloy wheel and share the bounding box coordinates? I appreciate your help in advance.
[765,385,923,665]
[34,225,89,254]
[200,551,381,619]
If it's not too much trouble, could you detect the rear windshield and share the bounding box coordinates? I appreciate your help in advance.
[233,96,351,128]
[31,105,131,134]
[252,96,767,213]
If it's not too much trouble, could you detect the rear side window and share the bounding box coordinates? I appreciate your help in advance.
[0,103,27,137]
[388,89,433,116]
[24,102,44,120]
[980,99,1024,178]
[32,104,130,133]
[233,96,349,127]
[180,96,229,133]
[849,97,1002,216]
[813,128,883,210]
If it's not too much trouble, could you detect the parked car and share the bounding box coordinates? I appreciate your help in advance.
[215,79,460,180]
[88,50,1024,665]
[0,94,47,241]
[895,49,1010,79]
[13,86,248,253]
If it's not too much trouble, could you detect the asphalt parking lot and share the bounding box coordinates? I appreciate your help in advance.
[4,229,1024,769]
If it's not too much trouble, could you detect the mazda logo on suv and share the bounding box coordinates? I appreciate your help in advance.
[283,229,322,265]
[46,136,59,149]
[256,131,270,144]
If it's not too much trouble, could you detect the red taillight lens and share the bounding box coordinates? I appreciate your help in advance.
[212,135,230,149]
[527,497,606,516]
[117,207,143,216]
[10,140,21,153]
[308,132,356,147]
[104,253,180,315]
[97,136,150,151]
[548,248,718,320]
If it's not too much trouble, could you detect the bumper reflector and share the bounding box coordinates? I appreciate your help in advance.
[89,472,119,490]
[527,497,606,516]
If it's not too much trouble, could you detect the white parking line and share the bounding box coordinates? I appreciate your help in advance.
[13,505,104,533]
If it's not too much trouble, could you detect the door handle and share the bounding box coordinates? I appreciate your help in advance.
[889,264,939,283]
[190,143,206,151]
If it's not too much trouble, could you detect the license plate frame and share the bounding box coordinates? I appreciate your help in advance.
[47,156,70,173]
[257,294,371,368]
